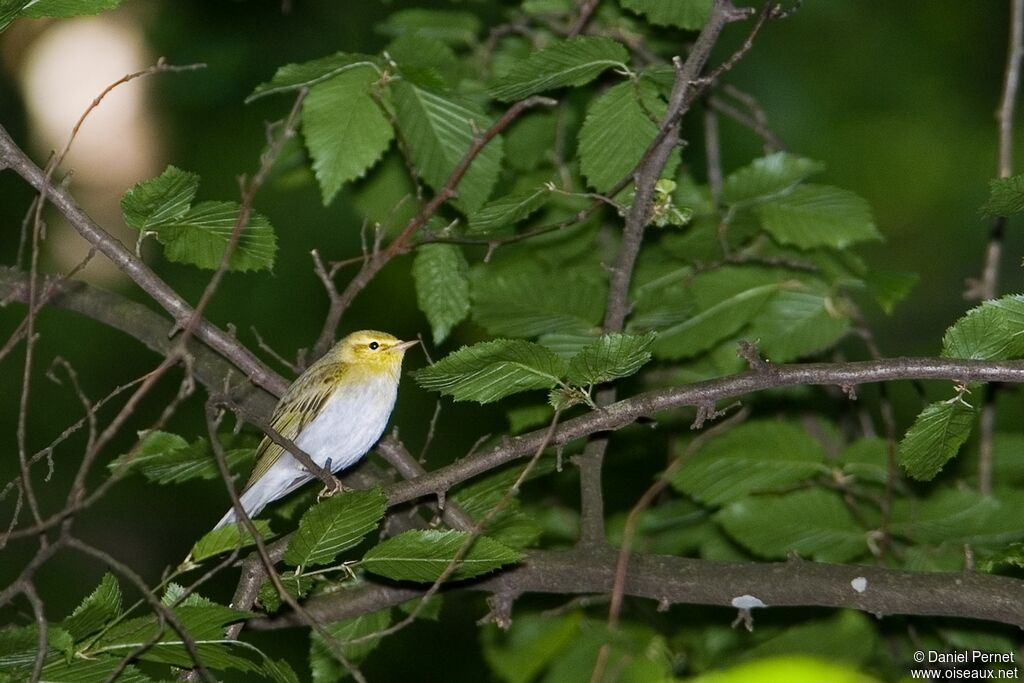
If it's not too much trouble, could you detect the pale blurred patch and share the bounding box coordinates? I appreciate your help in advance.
[17,14,163,286]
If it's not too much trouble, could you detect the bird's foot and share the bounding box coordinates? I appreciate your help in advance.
[317,476,349,500]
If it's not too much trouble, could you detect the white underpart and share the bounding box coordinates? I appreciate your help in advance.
[215,374,397,529]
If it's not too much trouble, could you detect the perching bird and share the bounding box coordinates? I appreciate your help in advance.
[213,330,417,530]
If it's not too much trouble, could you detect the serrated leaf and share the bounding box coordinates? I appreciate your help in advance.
[151,200,277,272]
[190,520,274,562]
[247,52,379,102]
[756,184,880,249]
[898,398,977,481]
[471,262,606,337]
[412,243,470,344]
[22,0,120,17]
[670,421,826,506]
[618,0,711,30]
[301,67,393,205]
[489,36,629,102]
[62,573,122,641]
[37,658,155,683]
[387,32,461,89]
[110,430,254,484]
[982,174,1024,216]
[379,8,482,45]
[392,81,503,213]
[750,288,850,362]
[565,332,655,385]
[283,488,387,567]
[944,294,1024,360]
[415,339,566,403]
[717,489,867,562]
[310,610,391,683]
[256,571,311,614]
[121,165,198,231]
[721,152,825,205]
[579,80,665,193]
[469,186,551,234]
[361,529,521,581]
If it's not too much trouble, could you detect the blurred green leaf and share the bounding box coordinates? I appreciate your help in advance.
[22,0,120,17]
[864,270,918,314]
[670,421,826,506]
[717,489,867,562]
[489,37,629,101]
[413,244,470,344]
[361,529,521,581]
[121,165,198,231]
[890,488,1024,546]
[62,574,122,641]
[415,339,566,403]
[982,174,1024,216]
[302,67,393,205]
[618,0,711,30]
[392,81,503,213]
[722,152,825,205]
[379,8,482,45]
[506,404,555,434]
[469,186,551,234]
[898,397,976,481]
[756,184,880,249]
[388,32,461,89]
[310,610,391,682]
[742,611,878,667]
[248,52,379,102]
[482,612,583,683]
[149,200,277,272]
[750,288,850,362]
[190,520,275,562]
[837,438,889,485]
[283,488,387,567]
[565,331,655,385]
[689,655,881,683]
[578,79,665,193]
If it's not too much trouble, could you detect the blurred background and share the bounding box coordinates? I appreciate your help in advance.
[0,1,1021,678]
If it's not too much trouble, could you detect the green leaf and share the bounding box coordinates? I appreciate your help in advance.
[689,657,888,683]
[121,165,198,231]
[256,571,311,613]
[488,37,629,102]
[898,398,977,481]
[721,152,825,205]
[756,184,881,249]
[837,438,889,485]
[387,32,461,89]
[578,79,665,193]
[379,8,482,45]
[301,67,393,205]
[618,0,712,30]
[190,520,275,562]
[471,262,606,337]
[151,200,277,272]
[750,288,850,362]
[110,430,254,484]
[247,52,379,102]
[507,405,554,434]
[742,611,878,667]
[361,529,521,581]
[310,610,391,682]
[865,270,918,314]
[283,488,387,567]
[982,174,1024,216]
[482,612,583,683]
[717,489,867,562]
[943,295,1024,360]
[452,459,556,519]
[648,267,781,360]
[0,1,31,34]
[62,573,122,641]
[37,658,155,683]
[469,186,551,234]
[669,421,826,506]
[21,0,120,17]
[392,81,503,213]
[890,489,1024,546]
[415,339,567,403]
[565,332,655,385]
[412,244,470,344]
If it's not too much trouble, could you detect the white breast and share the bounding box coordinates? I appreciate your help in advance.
[294,374,398,473]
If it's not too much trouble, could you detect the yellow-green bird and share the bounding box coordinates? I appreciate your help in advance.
[214,330,417,530]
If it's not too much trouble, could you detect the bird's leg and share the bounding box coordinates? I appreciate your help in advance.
[315,457,350,499]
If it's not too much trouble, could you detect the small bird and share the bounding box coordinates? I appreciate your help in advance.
[213,330,417,530]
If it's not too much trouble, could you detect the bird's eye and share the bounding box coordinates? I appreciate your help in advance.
[368,341,380,350]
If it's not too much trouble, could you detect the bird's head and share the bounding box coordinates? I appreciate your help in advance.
[331,330,418,377]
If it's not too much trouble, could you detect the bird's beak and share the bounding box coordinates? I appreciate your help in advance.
[394,339,419,352]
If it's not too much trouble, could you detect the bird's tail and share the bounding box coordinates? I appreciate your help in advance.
[211,470,309,530]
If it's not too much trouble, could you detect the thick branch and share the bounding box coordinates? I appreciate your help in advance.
[0,125,289,398]
[253,548,1024,630]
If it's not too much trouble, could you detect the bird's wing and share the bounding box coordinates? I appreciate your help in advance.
[242,362,342,491]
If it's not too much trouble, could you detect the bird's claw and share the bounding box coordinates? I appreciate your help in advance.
[317,476,348,500]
